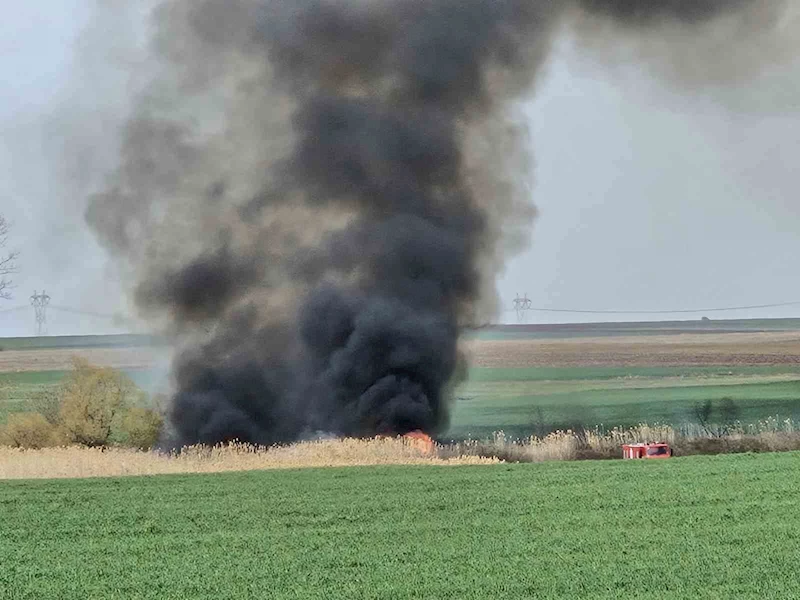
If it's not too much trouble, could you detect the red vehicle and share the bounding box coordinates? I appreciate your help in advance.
[622,442,673,459]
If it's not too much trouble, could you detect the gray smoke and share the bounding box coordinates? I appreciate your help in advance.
[576,0,750,23]
[570,0,796,87]
[84,0,794,446]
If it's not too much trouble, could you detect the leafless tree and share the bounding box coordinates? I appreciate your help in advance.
[0,215,18,300]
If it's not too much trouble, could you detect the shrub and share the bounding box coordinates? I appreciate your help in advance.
[0,412,61,448]
[29,387,62,425]
[693,399,714,434]
[719,397,740,426]
[120,407,164,450]
[58,358,139,447]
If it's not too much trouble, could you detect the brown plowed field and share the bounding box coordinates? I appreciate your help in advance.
[2,331,800,372]
[0,347,170,373]
[463,332,800,367]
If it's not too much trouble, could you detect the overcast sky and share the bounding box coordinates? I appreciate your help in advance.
[1,3,799,336]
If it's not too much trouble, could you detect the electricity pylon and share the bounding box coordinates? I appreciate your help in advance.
[30,290,51,335]
[512,293,532,323]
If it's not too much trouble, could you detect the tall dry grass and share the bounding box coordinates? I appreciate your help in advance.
[4,420,800,480]
[440,420,800,463]
[0,437,497,480]
[439,425,678,463]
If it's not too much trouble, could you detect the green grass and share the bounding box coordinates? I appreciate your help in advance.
[0,370,164,424]
[2,453,800,599]
[0,371,64,424]
[465,365,800,382]
[448,367,800,439]
[0,371,67,386]
[3,365,800,436]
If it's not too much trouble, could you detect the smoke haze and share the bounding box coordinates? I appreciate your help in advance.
[74,0,797,446]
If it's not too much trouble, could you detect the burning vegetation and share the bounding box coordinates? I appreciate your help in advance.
[82,0,793,448]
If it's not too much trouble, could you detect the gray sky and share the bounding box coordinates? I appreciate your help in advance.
[0,2,133,336]
[1,3,799,336]
[498,35,800,323]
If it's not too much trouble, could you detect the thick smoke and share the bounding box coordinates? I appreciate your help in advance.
[85,0,793,447]
[570,0,796,87]
[576,0,750,24]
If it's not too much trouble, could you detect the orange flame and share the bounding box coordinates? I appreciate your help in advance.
[402,430,435,456]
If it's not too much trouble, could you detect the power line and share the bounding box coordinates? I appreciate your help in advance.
[0,300,135,336]
[50,305,123,320]
[49,305,136,325]
[506,300,800,315]
[0,304,28,314]
[30,300,800,319]
[7,297,800,328]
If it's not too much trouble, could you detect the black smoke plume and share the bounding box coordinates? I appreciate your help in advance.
[576,0,748,24]
[85,0,791,447]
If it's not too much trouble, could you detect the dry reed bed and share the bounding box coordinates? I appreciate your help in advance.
[0,437,497,480]
[4,422,800,480]
[447,421,800,462]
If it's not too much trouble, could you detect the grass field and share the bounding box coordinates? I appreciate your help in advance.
[0,369,165,424]
[448,366,800,439]
[2,453,799,599]
[0,371,60,424]
[0,334,162,351]
[3,322,800,437]
[3,366,800,438]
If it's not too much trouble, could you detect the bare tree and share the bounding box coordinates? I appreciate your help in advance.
[0,215,18,300]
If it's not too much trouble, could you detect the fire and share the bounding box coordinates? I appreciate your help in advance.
[402,430,435,456]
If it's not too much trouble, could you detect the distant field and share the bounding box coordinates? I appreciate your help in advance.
[465,318,800,340]
[449,366,800,439]
[0,371,64,424]
[450,325,800,437]
[14,320,797,349]
[0,369,168,424]
[2,320,800,436]
[0,334,163,351]
[3,453,800,599]
[463,331,800,367]
[0,346,169,375]
[5,364,799,435]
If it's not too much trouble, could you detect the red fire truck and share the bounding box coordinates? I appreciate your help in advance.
[621,442,673,459]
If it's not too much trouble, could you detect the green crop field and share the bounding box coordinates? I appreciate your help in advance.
[4,320,800,435]
[0,334,163,351]
[0,371,65,424]
[4,365,800,435]
[448,366,800,439]
[0,370,163,424]
[2,453,799,599]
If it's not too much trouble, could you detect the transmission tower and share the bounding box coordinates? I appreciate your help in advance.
[512,293,532,323]
[30,290,51,335]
